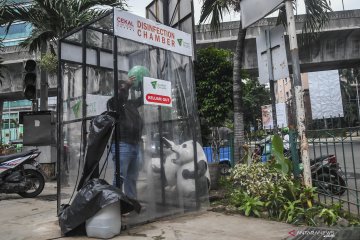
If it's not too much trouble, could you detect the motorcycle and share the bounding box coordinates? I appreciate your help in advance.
[310,154,346,196]
[0,149,45,198]
[253,142,347,196]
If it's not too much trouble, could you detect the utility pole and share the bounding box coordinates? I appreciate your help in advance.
[356,76,360,123]
[265,28,278,131]
[285,0,312,187]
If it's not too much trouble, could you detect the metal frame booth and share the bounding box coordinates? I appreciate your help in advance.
[57,8,209,225]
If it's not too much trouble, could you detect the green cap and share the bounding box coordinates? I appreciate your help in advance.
[128,65,150,90]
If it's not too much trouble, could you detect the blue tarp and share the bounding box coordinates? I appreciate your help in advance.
[203,147,231,163]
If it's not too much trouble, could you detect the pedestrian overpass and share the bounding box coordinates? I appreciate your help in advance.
[1,10,360,101]
[196,9,360,74]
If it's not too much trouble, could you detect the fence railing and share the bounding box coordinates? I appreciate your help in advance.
[224,127,360,217]
[307,127,360,217]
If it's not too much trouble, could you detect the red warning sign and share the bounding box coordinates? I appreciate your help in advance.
[146,94,171,105]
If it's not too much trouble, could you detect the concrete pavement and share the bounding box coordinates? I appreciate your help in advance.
[0,182,299,240]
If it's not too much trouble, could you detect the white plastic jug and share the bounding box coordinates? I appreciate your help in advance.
[86,201,121,239]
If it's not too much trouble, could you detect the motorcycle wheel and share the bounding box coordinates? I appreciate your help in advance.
[18,169,45,198]
[315,173,346,196]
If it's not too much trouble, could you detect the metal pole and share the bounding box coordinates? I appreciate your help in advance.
[8,102,11,142]
[285,0,312,187]
[356,76,360,123]
[158,106,166,205]
[56,41,63,214]
[342,0,345,11]
[163,0,169,25]
[113,36,121,189]
[40,42,48,111]
[265,28,278,131]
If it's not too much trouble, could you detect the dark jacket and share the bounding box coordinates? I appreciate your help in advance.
[107,92,143,145]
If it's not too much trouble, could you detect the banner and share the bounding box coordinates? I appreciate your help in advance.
[114,9,193,57]
[143,77,172,107]
[262,105,273,129]
[308,70,344,119]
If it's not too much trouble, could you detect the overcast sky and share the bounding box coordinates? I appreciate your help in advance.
[127,0,360,24]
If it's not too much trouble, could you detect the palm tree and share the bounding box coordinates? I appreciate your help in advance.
[0,0,127,53]
[0,0,127,110]
[200,0,332,162]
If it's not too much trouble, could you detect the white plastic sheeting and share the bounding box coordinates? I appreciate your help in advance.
[308,70,344,120]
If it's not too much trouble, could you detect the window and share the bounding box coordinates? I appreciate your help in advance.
[0,22,32,46]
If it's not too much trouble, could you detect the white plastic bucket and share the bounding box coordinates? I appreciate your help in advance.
[86,201,121,239]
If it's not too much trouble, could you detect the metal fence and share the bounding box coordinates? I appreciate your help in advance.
[202,128,235,168]
[204,126,360,216]
[307,127,360,217]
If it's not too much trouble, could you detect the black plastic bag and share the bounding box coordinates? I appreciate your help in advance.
[59,179,141,236]
[77,112,116,191]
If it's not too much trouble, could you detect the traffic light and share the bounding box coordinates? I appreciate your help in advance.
[23,59,37,100]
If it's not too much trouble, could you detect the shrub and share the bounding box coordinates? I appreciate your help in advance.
[230,162,293,200]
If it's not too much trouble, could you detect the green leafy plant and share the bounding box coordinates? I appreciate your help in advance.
[349,219,360,226]
[229,189,245,208]
[303,206,322,226]
[39,53,58,75]
[299,187,317,208]
[319,208,339,226]
[264,185,287,219]
[282,178,302,201]
[279,200,305,224]
[271,134,292,175]
[231,162,292,199]
[238,193,264,217]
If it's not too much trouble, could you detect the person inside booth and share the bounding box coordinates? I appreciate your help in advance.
[107,66,149,199]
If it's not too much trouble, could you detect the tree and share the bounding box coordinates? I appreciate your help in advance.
[195,47,233,144]
[0,0,127,110]
[195,47,270,145]
[0,0,127,53]
[200,0,332,162]
[243,77,270,131]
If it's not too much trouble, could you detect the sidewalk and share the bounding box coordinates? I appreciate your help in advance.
[0,182,299,240]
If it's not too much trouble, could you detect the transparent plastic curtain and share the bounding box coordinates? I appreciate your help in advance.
[116,38,209,225]
[58,15,209,224]
[59,25,116,205]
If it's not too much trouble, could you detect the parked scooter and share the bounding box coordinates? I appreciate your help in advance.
[252,141,347,196]
[0,149,45,197]
[310,154,346,195]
